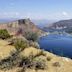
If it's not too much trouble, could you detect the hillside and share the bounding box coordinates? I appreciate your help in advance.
[0,40,72,72]
[0,19,44,36]
[50,19,72,28]
[43,19,72,33]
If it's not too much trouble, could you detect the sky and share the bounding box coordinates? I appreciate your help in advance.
[0,0,72,20]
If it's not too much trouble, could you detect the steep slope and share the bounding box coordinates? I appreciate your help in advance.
[50,19,72,29]
[0,40,72,72]
[0,19,44,36]
[43,19,72,33]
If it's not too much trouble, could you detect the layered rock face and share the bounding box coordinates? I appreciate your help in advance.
[0,19,44,36]
[43,19,72,32]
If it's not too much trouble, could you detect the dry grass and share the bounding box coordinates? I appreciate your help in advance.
[0,40,15,60]
[0,40,72,72]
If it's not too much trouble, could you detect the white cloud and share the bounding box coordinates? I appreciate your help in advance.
[0,12,20,18]
[15,12,20,16]
[3,12,19,16]
[62,11,68,16]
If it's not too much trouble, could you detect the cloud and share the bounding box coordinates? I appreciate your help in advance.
[62,11,68,16]
[3,12,19,16]
[15,12,20,16]
[0,12,20,18]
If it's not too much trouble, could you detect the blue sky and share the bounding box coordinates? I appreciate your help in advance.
[0,0,72,20]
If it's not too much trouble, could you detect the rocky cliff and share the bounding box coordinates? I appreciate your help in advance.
[43,19,72,33]
[0,18,44,36]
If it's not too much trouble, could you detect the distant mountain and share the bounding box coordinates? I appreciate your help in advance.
[32,19,56,28]
[43,19,72,33]
[50,19,72,28]
[0,18,44,36]
[0,18,18,23]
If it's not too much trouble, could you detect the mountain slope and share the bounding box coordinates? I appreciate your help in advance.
[43,19,72,33]
[0,18,44,36]
[0,40,72,72]
[51,19,72,28]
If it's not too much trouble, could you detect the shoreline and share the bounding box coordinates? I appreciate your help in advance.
[39,32,50,38]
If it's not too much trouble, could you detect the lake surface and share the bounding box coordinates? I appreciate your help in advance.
[38,34,72,58]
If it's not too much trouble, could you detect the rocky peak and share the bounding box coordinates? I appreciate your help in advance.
[18,18,31,25]
[0,18,45,36]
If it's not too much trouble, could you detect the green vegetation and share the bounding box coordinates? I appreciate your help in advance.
[0,29,47,71]
[34,50,46,58]
[0,51,22,70]
[24,31,39,42]
[13,38,29,52]
[0,49,47,71]
[52,62,60,67]
[29,41,40,49]
[0,29,11,39]
[46,56,52,61]
[19,53,34,69]
[33,57,47,70]
[18,52,47,72]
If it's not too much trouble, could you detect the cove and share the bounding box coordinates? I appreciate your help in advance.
[38,34,72,58]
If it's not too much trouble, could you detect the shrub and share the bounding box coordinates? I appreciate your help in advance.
[19,52,34,68]
[24,31,39,42]
[29,41,40,49]
[46,56,52,61]
[19,53,47,71]
[52,62,60,67]
[0,50,47,71]
[33,58,47,70]
[13,38,29,52]
[0,51,22,70]
[0,29,11,39]
[34,50,46,58]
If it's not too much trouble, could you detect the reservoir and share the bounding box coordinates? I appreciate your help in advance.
[38,34,72,58]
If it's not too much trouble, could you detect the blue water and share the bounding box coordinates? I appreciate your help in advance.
[38,34,72,58]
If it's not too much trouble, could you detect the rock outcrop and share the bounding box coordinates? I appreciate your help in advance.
[0,19,44,36]
[43,19,72,33]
